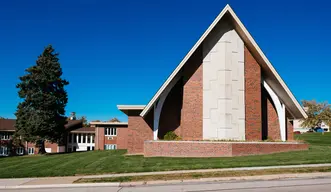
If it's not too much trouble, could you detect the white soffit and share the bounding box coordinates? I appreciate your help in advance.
[140,4,307,119]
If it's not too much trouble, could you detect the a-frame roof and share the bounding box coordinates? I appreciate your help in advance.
[140,4,307,119]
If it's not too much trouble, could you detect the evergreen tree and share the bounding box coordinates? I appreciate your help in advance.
[15,45,69,154]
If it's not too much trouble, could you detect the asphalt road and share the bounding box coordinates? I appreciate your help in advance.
[2,177,331,192]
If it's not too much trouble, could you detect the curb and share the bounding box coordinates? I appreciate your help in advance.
[5,172,331,189]
[119,172,331,187]
[0,183,120,189]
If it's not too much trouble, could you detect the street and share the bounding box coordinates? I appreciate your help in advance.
[1,177,331,192]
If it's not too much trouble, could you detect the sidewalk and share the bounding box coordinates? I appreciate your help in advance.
[1,163,331,189]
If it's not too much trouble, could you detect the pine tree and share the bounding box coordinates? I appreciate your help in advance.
[15,45,69,154]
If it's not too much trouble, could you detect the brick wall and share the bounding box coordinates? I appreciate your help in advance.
[267,98,281,140]
[144,141,308,157]
[95,127,105,150]
[287,118,294,141]
[232,142,308,156]
[95,126,128,150]
[26,142,37,154]
[144,141,232,157]
[45,141,58,153]
[127,110,153,154]
[116,128,128,149]
[180,49,203,140]
[245,46,262,140]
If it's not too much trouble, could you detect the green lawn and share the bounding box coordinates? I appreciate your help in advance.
[0,133,330,178]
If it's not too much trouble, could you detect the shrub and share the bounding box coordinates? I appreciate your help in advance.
[164,131,180,141]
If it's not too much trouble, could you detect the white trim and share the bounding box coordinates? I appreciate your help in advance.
[105,127,117,136]
[117,105,145,110]
[139,4,307,119]
[89,122,128,125]
[28,147,34,155]
[104,144,117,150]
[263,81,286,141]
[153,76,180,140]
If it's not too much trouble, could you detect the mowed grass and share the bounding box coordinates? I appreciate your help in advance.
[0,132,331,178]
[75,166,331,183]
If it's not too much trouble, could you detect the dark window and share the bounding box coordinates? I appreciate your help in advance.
[92,146,95,151]
[83,134,86,143]
[68,134,72,143]
[73,134,77,143]
[87,146,90,151]
[87,134,91,143]
[92,135,95,143]
[78,134,81,143]
[73,146,76,152]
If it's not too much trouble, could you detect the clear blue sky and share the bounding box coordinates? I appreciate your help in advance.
[0,0,330,121]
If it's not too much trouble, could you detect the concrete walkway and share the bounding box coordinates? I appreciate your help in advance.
[1,163,331,188]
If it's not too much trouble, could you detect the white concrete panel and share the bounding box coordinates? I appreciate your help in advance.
[203,25,245,140]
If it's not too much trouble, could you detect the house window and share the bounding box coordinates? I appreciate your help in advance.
[16,147,24,155]
[0,132,11,140]
[92,135,95,143]
[83,134,86,143]
[68,134,72,143]
[92,146,95,151]
[73,146,76,152]
[78,134,81,143]
[28,147,34,155]
[87,134,91,143]
[105,128,117,136]
[104,144,117,150]
[87,146,90,151]
[0,146,8,156]
[73,134,77,143]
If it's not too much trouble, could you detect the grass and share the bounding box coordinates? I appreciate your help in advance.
[0,132,330,178]
[75,166,331,183]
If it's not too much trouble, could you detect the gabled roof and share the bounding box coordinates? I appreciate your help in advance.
[0,119,16,131]
[70,127,95,133]
[140,4,307,119]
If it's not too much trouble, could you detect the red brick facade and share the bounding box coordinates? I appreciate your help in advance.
[231,142,308,156]
[144,141,308,157]
[94,126,128,150]
[180,50,203,140]
[244,46,262,140]
[287,118,294,141]
[127,110,153,154]
[45,142,59,153]
[95,127,105,150]
[267,98,281,140]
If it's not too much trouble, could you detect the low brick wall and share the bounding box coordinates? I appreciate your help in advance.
[144,141,309,157]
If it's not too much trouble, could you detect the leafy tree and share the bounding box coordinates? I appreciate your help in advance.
[15,45,69,154]
[79,116,89,127]
[300,100,331,128]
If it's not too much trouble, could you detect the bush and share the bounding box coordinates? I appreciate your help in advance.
[164,131,181,141]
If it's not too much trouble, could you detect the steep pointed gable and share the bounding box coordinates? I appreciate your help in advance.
[140,4,307,119]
